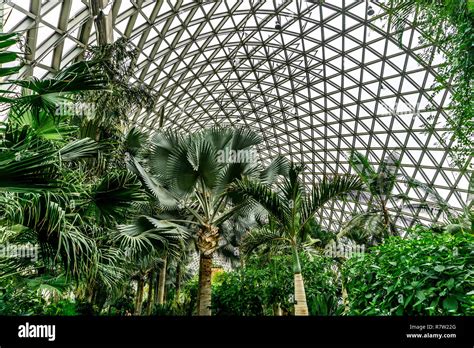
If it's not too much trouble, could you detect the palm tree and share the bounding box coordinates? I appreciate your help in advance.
[135,127,288,315]
[230,164,363,315]
[0,35,182,314]
[112,215,189,314]
[338,150,453,245]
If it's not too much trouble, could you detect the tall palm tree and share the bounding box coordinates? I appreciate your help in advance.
[230,164,363,315]
[338,150,453,246]
[0,34,183,313]
[136,127,288,315]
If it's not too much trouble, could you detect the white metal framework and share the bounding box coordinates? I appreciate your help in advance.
[3,0,472,232]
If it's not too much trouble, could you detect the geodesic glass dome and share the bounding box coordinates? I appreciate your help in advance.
[2,0,472,232]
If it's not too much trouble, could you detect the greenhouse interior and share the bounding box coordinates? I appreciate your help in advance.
[0,0,472,320]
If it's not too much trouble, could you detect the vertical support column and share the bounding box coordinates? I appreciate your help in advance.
[0,1,4,32]
[51,0,72,71]
[25,0,42,77]
[91,0,114,45]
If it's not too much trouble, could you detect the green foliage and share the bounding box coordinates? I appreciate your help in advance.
[0,32,187,315]
[141,125,290,315]
[77,38,156,130]
[0,279,45,315]
[42,299,79,316]
[211,254,342,316]
[151,276,199,316]
[151,299,195,316]
[107,288,135,315]
[342,231,474,315]
[115,216,188,259]
[0,276,82,316]
[0,33,22,100]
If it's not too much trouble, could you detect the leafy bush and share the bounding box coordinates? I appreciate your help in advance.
[342,231,474,315]
[149,277,199,316]
[0,278,82,315]
[0,279,45,315]
[212,254,341,316]
[43,299,79,315]
[107,288,135,316]
[151,300,194,316]
[211,267,267,315]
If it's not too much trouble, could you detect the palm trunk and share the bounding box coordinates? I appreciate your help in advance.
[196,224,219,316]
[341,282,350,314]
[175,263,181,302]
[154,270,160,305]
[381,201,395,237]
[146,272,154,315]
[86,287,94,304]
[292,248,309,316]
[337,262,350,314]
[197,253,213,315]
[273,303,283,316]
[294,273,309,316]
[135,277,144,315]
[157,256,167,305]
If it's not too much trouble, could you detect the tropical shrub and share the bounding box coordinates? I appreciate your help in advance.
[212,254,342,316]
[138,126,290,315]
[342,231,474,315]
[150,276,199,316]
[0,277,83,316]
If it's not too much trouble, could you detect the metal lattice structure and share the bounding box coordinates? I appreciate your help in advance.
[3,0,472,232]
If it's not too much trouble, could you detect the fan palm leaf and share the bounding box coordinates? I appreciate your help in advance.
[0,142,59,192]
[115,215,189,259]
[87,171,146,225]
[59,137,101,162]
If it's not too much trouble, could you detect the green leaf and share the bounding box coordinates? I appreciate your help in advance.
[0,32,18,42]
[434,265,445,272]
[0,38,17,49]
[404,293,414,307]
[416,290,426,302]
[446,278,455,290]
[0,66,21,78]
[442,296,458,312]
[89,171,146,224]
[0,51,18,64]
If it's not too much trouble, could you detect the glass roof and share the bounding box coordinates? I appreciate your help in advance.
[3,0,472,232]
